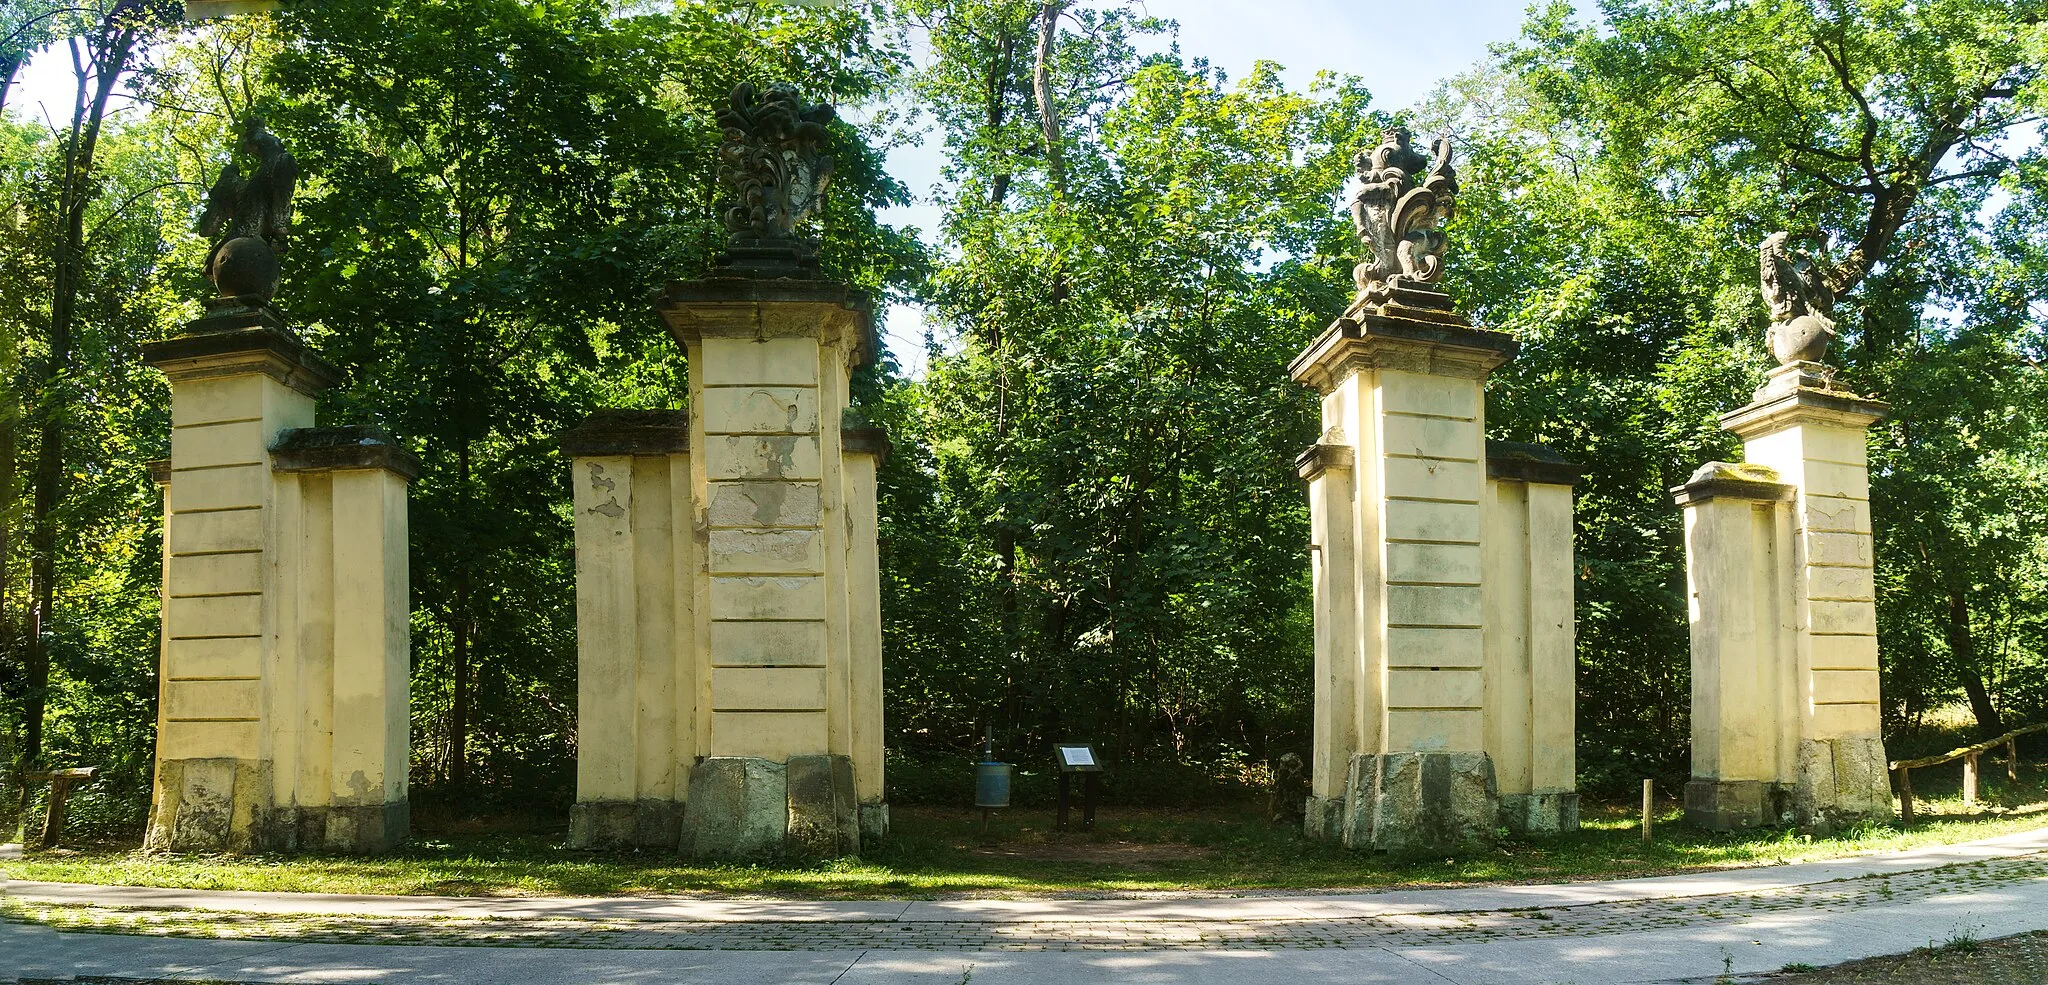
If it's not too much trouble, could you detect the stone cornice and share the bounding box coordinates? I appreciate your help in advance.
[557,409,891,466]
[657,277,876,369]
[141,323,344,396]
[1721,386,1890,441]
[271,426,421,482]
[1671,462,1796,507]
[145,459,171,487]
[560,410,691,456]
[1295,443,1355,481]
[1289,312,1518,393]
[1486,440,1583,487]
[842,426,892,466]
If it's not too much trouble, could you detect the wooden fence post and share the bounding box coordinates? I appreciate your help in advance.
[1896,766,1915,826]
[1642,779,1654,844]
[2010,739,2020,783]
[1963,752,1979,807]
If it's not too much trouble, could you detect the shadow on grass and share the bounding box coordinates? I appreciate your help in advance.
[7,796,2048,900]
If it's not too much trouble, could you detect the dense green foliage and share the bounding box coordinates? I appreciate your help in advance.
[3,0,2047,838]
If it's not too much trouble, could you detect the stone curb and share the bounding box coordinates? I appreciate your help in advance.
[5,827,2046,926]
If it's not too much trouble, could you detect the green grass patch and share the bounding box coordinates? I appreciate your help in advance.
[7,801,2048,900]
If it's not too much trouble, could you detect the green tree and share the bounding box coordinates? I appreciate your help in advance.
[1446,0,2048,772]
[898,0,1381,781]
[263,0,915,801]
[5,0,180,789]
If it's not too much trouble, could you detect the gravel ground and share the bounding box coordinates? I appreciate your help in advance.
[1755,929,2048,983]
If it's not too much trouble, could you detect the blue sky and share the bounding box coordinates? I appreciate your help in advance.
[7,1,1592,370]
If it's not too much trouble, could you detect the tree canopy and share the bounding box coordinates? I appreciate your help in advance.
[4,0,2047,832]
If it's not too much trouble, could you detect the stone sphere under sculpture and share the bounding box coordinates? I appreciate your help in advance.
[1771,313,1836,365]
[208,236,282,301]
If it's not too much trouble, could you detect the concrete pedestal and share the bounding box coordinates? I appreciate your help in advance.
[1293,286,1577,850]
[565,277,887,857]
[1678,362,1893,833]
[141,314,415,853]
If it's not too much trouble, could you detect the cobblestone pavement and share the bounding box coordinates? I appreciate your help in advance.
[7,852,2046,952]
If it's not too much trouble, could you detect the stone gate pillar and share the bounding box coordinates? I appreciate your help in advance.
[571,82,889,857]
[1679,362,1892,832]
[562,411,694,848]
[1292,294,1521,850]
[1484,442,1582,835]
[142,315,416,853]
[1295,127,1580,850]
[638,278,884,858]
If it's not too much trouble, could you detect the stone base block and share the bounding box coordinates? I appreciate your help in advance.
[1795,734,1894,834]
[569,799,685,849]
[680,755,864,859]
[1501,791,1580,835]
[786,755,859,857]
[1303,794,1344,842]
[309,802,408,853]
[1685,778,1788,831]
[146,759,405,853]
[290,802,409,853]
[858,801,891,842]
[681,758,789,858]
[146,757,273,853]
[1339,752,1498,851]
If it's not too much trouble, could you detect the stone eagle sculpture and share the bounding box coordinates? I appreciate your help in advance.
[1759,231,1837,365]
[199,117,298,305]
[714,82,835,276]
[1349,127,1458,310]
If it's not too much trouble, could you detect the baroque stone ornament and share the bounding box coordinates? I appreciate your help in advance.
[715,82,836,277]
[1759,231,1837,365]
[199,117,298,307]
[1349,127,1458,311]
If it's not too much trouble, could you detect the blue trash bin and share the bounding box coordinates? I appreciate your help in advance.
[975,760,1012,808]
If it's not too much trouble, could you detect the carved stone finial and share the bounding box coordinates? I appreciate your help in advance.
[714,82,836,278]
[1348,127,1458,312]
[1759,231,1838,366]
[199,117,298,309]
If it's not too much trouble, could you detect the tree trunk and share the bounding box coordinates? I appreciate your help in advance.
[983,30,1015,210]
[1,52,19,117]
[1033,1,1066,193]
[1947,591,2002,737]
[23,25,140,770]
[1,383,14,685]
[449,439,471,792]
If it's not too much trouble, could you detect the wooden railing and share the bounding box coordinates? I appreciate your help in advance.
[1890,722,2048,825]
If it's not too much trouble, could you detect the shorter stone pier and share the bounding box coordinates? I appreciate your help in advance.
[1678,362,1893,832]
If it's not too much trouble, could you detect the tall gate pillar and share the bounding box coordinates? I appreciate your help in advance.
[1295,127,1580,850]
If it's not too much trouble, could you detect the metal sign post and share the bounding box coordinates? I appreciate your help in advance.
[1053,744,1103,832]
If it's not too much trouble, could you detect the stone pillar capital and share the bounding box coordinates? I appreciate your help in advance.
[656,277,875,368]
[1670,462,1796,508]
[1288,311,1517,394]
[141,322,343,396]
[1485,440,1583,487]
[270,426,423,483]
[559,410,692,457]
[1294,443,1354,481]
[1720,364,1889,441]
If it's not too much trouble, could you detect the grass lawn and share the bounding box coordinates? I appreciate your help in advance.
[6,786,2048,899]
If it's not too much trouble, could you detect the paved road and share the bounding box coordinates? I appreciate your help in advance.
[6,828,2048,983]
